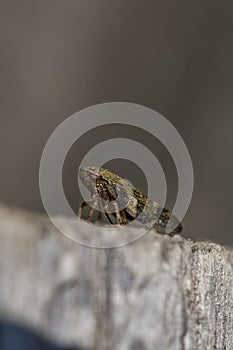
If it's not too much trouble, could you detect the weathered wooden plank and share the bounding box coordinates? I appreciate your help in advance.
[0,204,232,350]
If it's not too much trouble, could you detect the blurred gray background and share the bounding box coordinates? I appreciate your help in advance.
[0,0,233,245]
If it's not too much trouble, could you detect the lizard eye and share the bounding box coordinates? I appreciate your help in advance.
[89,170,100,180]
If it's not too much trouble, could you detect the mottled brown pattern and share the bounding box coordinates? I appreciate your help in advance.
[78,166,182,234]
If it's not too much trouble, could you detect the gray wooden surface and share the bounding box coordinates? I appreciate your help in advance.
[0,204,232,350]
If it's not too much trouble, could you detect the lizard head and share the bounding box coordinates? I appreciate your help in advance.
[78,166,101,194]
[78,166,122,201]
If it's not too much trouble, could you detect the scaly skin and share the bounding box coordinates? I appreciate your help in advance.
[78,166,182,234]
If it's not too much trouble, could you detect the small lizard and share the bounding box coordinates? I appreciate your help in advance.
[78,166,182,235]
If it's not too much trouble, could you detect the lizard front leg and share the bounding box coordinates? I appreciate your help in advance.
[77,193,98,220]
[77,201,88,219]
